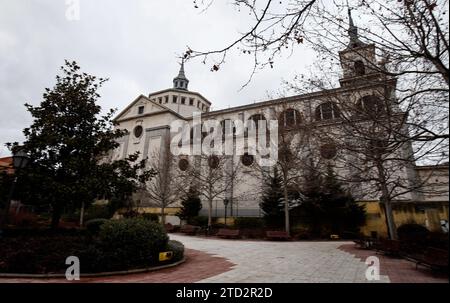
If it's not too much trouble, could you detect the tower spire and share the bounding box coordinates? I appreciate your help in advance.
[173,59,189,90]
[347,7,365,48]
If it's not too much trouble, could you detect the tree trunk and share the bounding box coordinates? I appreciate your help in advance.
[208,198,213,231]
[282,176,290,236]
[79,201,85,227]
[382,199,397,240]
[51,204,62,229]
[161,205,166,224]
[376,160,397,240]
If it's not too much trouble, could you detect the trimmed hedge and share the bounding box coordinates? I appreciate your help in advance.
[0,218,184,274]
[95,218,169,271]
[188,216,209,227]
[234,217,265,229]
[0,235,91,273]
[167,240,185,262]
[397,223,429,240]
[85,218,108,234]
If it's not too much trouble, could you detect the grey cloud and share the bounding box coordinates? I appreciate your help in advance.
[0,0,314,157]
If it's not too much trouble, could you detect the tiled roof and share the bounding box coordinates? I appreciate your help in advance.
[0,157,14,174]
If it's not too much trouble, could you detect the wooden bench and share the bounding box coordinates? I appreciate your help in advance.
[216,228,240,239]
[164,223,175,233]
[266,231,291,241]
[414,247,449,271]
[353,237,377,249]
[180,224,200,235]
[375,239,402,256]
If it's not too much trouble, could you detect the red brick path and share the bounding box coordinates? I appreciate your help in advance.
[0,248,235,283]
[339,244,448,283]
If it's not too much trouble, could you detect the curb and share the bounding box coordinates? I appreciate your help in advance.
[0,257,186,279]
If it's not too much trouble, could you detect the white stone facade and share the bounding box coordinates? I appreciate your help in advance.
[112,43,448,220]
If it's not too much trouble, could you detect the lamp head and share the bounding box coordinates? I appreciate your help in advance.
[12,150,29,169]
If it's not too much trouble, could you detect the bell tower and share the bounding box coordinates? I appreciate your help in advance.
[339,8,379,87]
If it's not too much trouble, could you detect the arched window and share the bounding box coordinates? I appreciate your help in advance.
[247,114,268,140]
[220,119,235,138]
[354,60,365,76]
[247,114,266,130]
[279,108,301,128]
[315,102,340,121]
[356,96,385,115]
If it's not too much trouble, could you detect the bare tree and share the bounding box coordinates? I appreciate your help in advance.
[290,73,448,239]
[185,0,448,144]
[184,0,448,238]
[301,0,449,148]
[183,153,241,231]
[144,138,189,224]
[184,0,317,87]
[248,103,313,235]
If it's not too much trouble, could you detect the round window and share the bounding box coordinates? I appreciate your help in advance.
[241,153,254,166]
[133,125,143,138]
[320,143,337,159]
[208,155,220,169]
[178,158,189,171]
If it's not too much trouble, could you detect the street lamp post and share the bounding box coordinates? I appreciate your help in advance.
[1,150,29,229]
[223,198,229,225]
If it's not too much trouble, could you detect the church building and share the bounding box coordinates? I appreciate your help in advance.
[112,11,449,237]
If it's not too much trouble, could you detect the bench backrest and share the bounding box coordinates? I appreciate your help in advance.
[267,231,288,237]
[181,225,197,231]
[217,228,239,235]
[425,247,449,262]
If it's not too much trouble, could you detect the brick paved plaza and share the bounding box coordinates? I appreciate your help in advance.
[171,235,390,283]
[1,234,447,283]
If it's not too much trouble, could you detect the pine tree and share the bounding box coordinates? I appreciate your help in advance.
[322,164,366,234]
[176,187,202,222]
[259,167,284,228]
[296,161,324,236]
[296,163,366,237]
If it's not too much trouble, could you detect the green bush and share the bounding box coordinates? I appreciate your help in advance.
[97,218,169,271]
[166,240,184,262]
[122,210,140,218]
[0,219,186,274]
[0,234,91,274]
[85,204,112,221]
[85,218,108,234]
[188,216,209,227]
[234,217,265,229]
[397,223,429,240]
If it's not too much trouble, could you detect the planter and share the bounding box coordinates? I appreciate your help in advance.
[0,257,186,279]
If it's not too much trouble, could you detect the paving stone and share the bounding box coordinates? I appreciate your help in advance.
[1,235,446,283]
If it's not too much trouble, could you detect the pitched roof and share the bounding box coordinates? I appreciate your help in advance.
[113,94,186,123]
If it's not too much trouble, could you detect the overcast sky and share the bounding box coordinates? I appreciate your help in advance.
[0,0,322,157]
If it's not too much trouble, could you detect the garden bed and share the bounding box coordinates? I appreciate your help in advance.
[0,257,186,279]
[0,218,185,275]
